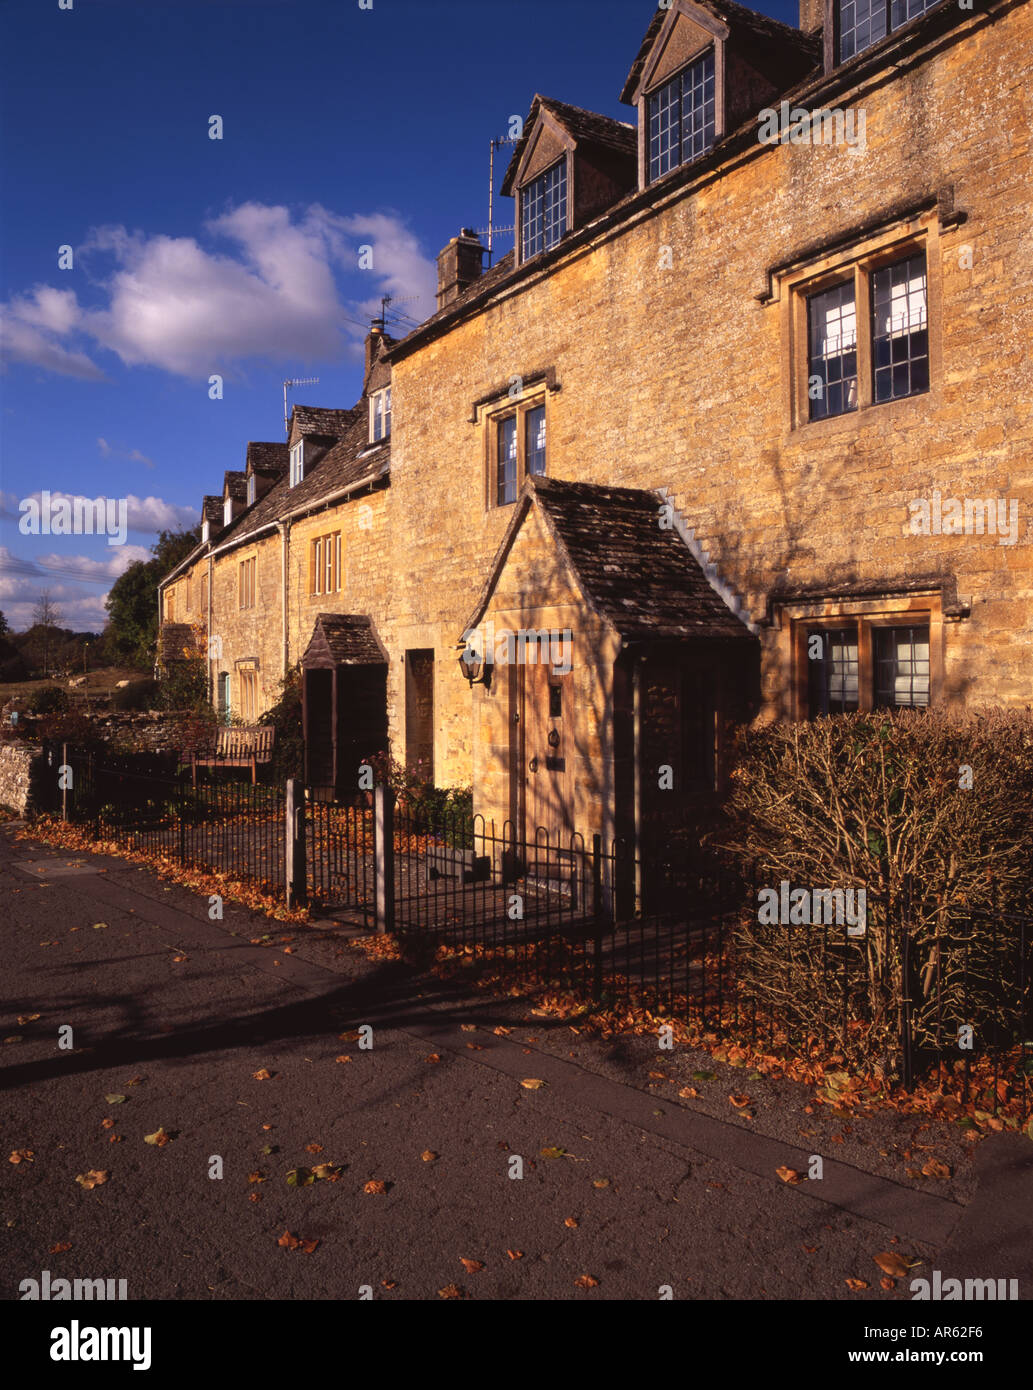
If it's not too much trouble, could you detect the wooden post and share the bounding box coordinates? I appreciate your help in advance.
[375,783,395,934]
[286,778,307,909]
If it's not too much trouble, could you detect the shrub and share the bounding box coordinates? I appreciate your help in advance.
[29,686,70,715]
[155,657,208,713]
[259,666,303,779]
[716,708,1033,1064]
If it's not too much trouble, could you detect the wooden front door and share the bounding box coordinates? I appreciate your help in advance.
[522,661,574,850]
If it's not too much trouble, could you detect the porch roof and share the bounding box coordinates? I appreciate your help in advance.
[301,613,388,669]
[464,476,754,644]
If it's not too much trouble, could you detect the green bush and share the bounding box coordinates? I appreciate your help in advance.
[112,678,158,711]
[259,666,303,779]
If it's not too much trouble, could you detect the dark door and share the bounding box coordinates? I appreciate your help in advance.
[523,662,574,850]
[304,669,334,790]
[405,650,435,785]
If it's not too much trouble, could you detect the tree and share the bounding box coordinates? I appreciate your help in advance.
[0,610,9,637]
[32,591,64,676]
[103,526,200,669]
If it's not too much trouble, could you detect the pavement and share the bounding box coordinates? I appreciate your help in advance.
[2,818,1031,1304]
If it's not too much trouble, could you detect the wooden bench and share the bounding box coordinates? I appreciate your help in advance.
[190,726,275,785]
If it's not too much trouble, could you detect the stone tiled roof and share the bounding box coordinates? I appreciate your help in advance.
[202,496,223,525]
[212,404,388,550]
[224,470,247,501]
[501,95,636,194]
[619,0,819,104]
[247,441,289,475]
[301,613,388,668]
[291,405,356,439]
[467,476,754,643]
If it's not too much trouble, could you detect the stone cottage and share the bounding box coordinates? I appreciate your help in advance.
[159,0,1033,860]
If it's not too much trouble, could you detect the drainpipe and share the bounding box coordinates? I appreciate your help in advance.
[632,656,643,915]
[278,520,290,676]
[206,554,214,703]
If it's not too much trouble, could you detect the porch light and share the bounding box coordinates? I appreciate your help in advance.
[458,640,491,689]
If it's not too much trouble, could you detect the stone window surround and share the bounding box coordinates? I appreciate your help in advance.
[769,206,944,435]
[627,2,727,193]
[308,530,342,598]
[774,590,944,720]
[481,386,549,511]
[238,555,257,610]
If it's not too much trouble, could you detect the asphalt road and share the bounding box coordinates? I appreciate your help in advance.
[2,820,1031,1305]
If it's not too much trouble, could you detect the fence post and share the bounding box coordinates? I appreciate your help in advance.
[591,834,604,1002]
[61,742,68,822]
[375,783,395,935]
[286,779,307,909]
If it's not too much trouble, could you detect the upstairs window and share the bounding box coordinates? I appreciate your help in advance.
[246,474,256,506]
[797,246,929,426]
[871,254,928,403]
[289,441,305,487]
[490,396,547,507]
[521,160,567,259]
[370,387,391,443]
[308,531,342,596]
[223,496,233,526]
[807,281,858,421]
[238,556,256,610]
[836,0,942,63]
[648,49,715,183]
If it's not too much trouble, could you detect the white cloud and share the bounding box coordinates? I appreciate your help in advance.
[0,545,147,632]
[0,204,438,381]
[98,437,156,469]
[0,490,197,534]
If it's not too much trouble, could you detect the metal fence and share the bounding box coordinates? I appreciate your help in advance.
[36,752,1032,1115]
[48,742,287,900]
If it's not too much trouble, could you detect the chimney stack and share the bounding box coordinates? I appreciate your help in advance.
[799,0,824,32]
[365,321,385,386]
[436,229,485,310]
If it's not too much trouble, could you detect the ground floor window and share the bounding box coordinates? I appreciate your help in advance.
[805,620,929,715]
[239,669,257,722]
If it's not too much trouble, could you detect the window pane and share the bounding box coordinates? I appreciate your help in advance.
[497,417,518,505]
[526,405,546,477]
[874,626,930,708]
[837,0,888,62]
[871,253,928,403]
[808,280,858,421]
[808,628,859,715]
[890,0,939,26]
[521,161,567,259]
[681,48,715,163]
[384,386,391,437]
[648,50,715,183]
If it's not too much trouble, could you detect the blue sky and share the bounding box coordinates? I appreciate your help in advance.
[0,0,797,632]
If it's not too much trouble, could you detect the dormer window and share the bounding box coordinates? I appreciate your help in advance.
[520,160,567,259]
[246,474,256,506]
[223,496,233,526]
[836,0,942,63]
[202,520,210,543]
[370,386,391,444]
[289,441,305,487]
[647,49,715,183]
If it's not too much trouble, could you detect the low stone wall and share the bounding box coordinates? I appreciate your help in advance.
[0,742,46,815]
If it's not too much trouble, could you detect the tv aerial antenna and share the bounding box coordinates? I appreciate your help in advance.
[378,294,421,331]
[283,377,320,439]
[476,135,519,266]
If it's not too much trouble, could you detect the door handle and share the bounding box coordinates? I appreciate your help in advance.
[528,757,539,773]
